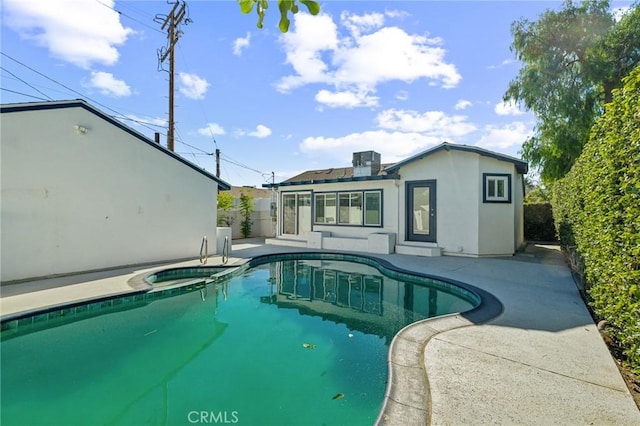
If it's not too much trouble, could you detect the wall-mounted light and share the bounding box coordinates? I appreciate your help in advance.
[74,125,88,135]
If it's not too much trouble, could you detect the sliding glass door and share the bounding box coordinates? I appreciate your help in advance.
[282,192,311,236]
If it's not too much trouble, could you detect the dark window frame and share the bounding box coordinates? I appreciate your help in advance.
[483,173,512,203]
[313,189,384,228]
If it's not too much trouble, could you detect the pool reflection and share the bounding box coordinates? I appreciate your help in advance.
[258,259,472,344]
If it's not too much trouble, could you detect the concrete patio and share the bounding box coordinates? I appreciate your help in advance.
[1,239,638,425]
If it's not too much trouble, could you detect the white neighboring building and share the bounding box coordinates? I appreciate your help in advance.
[0,100,230,283]
[265,143,528,257]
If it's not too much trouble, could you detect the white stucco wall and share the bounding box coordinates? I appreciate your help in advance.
[398,150,480,255]
[277,180,399,240]
[477,156,519,256]
[271,146,526,257]
[514,174,525,250]
[1,104,223,282]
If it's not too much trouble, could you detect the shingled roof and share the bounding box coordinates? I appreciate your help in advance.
[265,142,528,189]
[284,164,394,183]
[263,163,396,188]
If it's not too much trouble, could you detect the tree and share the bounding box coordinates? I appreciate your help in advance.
[505,1,640,183]
[584,5,640,103]
[239,193,254,238]
[238,0,320,32]
[217,191,235,227]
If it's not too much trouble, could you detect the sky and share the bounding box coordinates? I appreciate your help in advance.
[1,0,633,187]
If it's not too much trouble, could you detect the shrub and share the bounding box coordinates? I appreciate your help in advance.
[524,203,556,241]
[217,191,235,227]
[552,67,640,373]
[239,193,254,238]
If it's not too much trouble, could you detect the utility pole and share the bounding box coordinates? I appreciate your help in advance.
[215,149,221,178]
[155,1,190,152]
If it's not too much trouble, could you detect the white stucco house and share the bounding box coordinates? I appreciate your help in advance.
[0,99,230,283]
[265,143,528,257]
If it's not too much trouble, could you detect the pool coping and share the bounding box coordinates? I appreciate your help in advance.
[375,284,504,425]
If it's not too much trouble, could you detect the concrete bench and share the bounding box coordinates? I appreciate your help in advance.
[308,231,396,254]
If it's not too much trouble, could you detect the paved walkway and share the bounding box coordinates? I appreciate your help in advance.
[1,240,638,425]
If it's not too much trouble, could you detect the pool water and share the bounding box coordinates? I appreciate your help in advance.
[1,256,476,426]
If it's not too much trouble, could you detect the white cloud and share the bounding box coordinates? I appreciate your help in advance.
[233,32,251,56]
[494,100,525,116]
[454,100,472,110]
[315,89,378,108]
[178,72,210,100]
[301,130,441,164]
[197,122,226,136]
[395,90,409,101]
[276,13,339,92]
[340,11,385,37]
[475,122,532,150]
[249,125,272,138]
[384,9,410,20]
[3,0,133,69]
[87,71,131,97]
[299,108,478,164]
[333,27,458,88]
[488,58,516,69]
[235,124,272,138]
[376,109,477,137]
[277,12,461,102]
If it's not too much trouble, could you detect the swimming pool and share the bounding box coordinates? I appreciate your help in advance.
[1,253,479,425]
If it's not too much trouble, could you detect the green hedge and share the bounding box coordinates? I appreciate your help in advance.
[552,67,640,373]
[524,203,556,242]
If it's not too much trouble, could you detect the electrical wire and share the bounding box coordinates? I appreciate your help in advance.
[221,154,265,175]
[0,87,50,102]
[112,115,167,129]
[94,0,164,34]
[0,52,164,136]
[2,6,274,186]
[1,66,54,101]
[175,127,202,166]
[176,43,220,152]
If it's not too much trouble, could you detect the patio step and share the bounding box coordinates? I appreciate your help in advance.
[395,244,442,257]
[265,238,307,248]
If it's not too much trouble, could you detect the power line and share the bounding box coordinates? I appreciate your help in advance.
[0,52,164,136]
[177,140,213,155]
[0,87,50,101]
[94,0,163,34]
[221,154,265,175]
[1,66,54,101]
[175,127,202,166]
[112,115,167,129]
[176,43,220,152]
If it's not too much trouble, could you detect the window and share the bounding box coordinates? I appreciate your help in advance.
[314,193,336,224]
[364,191,381,226]
[339,192,362,225]
[314,190,383,226]
[483,174,511,203]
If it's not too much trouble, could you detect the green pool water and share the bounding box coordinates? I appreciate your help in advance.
[1,256,477,426]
